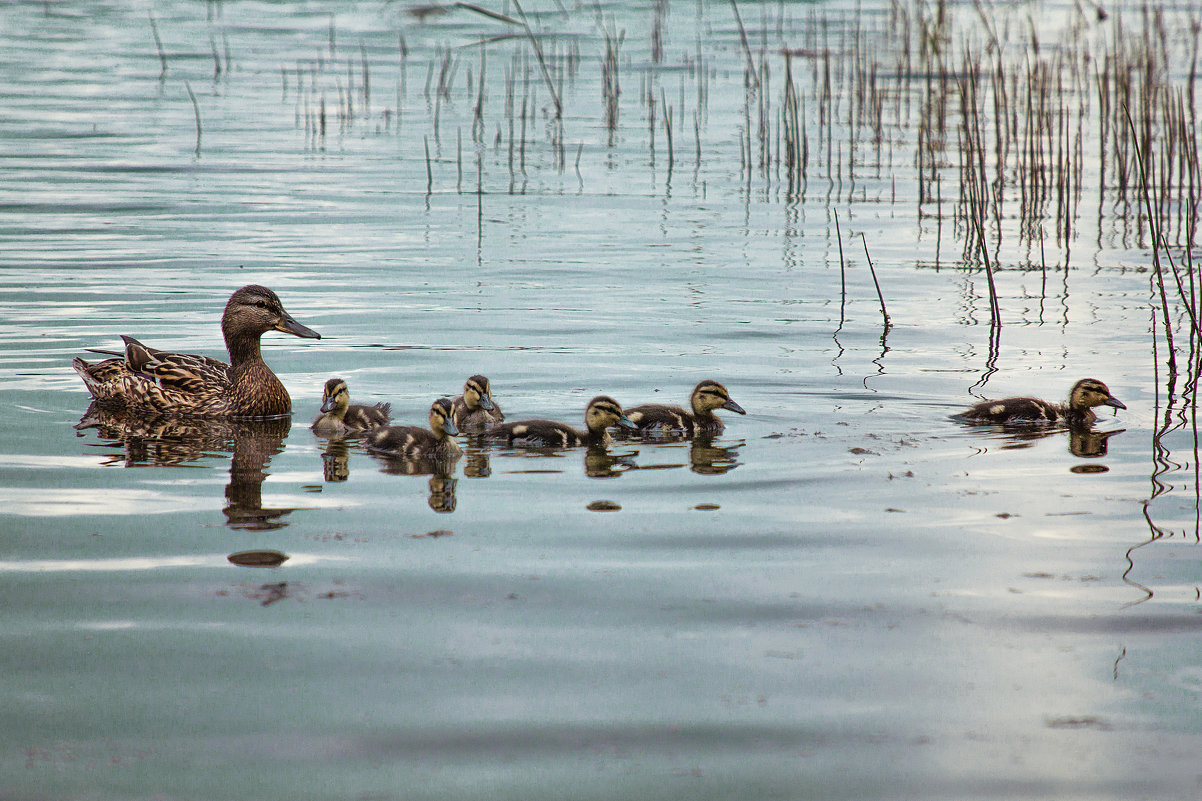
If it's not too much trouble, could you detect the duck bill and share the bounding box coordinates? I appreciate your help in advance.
[444,418,460,437]
[320,396,338,413]
[276,314,321,340]
[478,394,495,411]
[617,414,638,430]
[1105,397,1127,410]
[724,399,747,415]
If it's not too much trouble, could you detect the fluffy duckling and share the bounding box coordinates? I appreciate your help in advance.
[73,284,320,418]
[366,398,462,459]
[311,377,391,435]
[485,395,636,447]
[625,379,746,435]
[450,374,504,432]
[951,378,1126,425]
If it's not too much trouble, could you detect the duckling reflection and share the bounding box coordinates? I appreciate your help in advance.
[461,443,492,478]
[74,403,297,530]
[427,474,458,513]
[966,423,1125,459]
[690,434,744,475]
[1069,427,1124,458]
[370,452,461,511]
[585,444,639,478]
[320,438,350,482]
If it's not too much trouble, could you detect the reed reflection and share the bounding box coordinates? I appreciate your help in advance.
[74,403,297,530]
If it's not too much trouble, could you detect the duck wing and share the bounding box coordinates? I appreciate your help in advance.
[122,335,232,394]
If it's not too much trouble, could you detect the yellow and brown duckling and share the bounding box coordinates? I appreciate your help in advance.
[72,284,320,418]
[366,398,462,459]
[485,395,636,448]
[951,378,1126,425]
[311,377,391,435]
[450,374,504,432]
[625,379,746,435]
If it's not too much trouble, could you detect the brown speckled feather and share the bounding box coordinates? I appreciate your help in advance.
[626,380,746,435]
[312,377,391,435]
[951,378,1126,426]
[73,285,320,418]
[485,395,635,448]
[366,398,461,459]
[450,375,504,432]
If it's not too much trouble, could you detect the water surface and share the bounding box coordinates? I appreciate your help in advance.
[2,1,1200,799]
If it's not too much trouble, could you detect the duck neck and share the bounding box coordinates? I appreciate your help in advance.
[585,426,612,446]
[1066,407,1097,425]
[225,330,265,367]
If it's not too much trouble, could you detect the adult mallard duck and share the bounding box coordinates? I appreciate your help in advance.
[72,285,320,418]
[450,374,504,432]
[951,378,1126,425]
[366,398,462,459]
[625,379,746,435]
[311,377,391,435]
[485,395,636,448]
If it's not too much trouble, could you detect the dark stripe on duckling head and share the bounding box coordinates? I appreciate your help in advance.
[431,397,459,436]
[321,378,348,413]
[465,375,495,411]
[693,380,747,415]
[585,395,634,432]
[1070,378,1125,411]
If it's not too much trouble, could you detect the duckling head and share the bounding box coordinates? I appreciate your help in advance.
[320,378,350,414]
[430,397,459,437]
[585,395,637,433]
[223,284,321,342]
[464,375,495,411]
[692,379,747,415]
[1069,378,1126,413]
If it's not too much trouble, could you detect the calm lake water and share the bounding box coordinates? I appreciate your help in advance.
[4,0,1202,798]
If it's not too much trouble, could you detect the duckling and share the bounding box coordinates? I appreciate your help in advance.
[625,379,747,435]
[450,374,504,432]
[366,398,462,459]
[311,377,391,435]
[485,395,636,447]
[72,284,320,418]
[951,378,1126,425]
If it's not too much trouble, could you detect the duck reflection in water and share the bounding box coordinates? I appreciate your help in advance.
[319,438,351,482]
[585,444,639,478]
[370,452,461,513]
[74,403,298,530]
[969,424,1125,459]
[690,435,744,474]
[614,426,744,476]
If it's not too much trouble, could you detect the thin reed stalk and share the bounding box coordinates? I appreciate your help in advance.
[860,234,891,334]
[149,13,167,78]
[184,82,202,156]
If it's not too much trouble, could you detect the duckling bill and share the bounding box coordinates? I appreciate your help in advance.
[951,378,1126,425]
[73,284,319,418]
[486,395,635,448]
